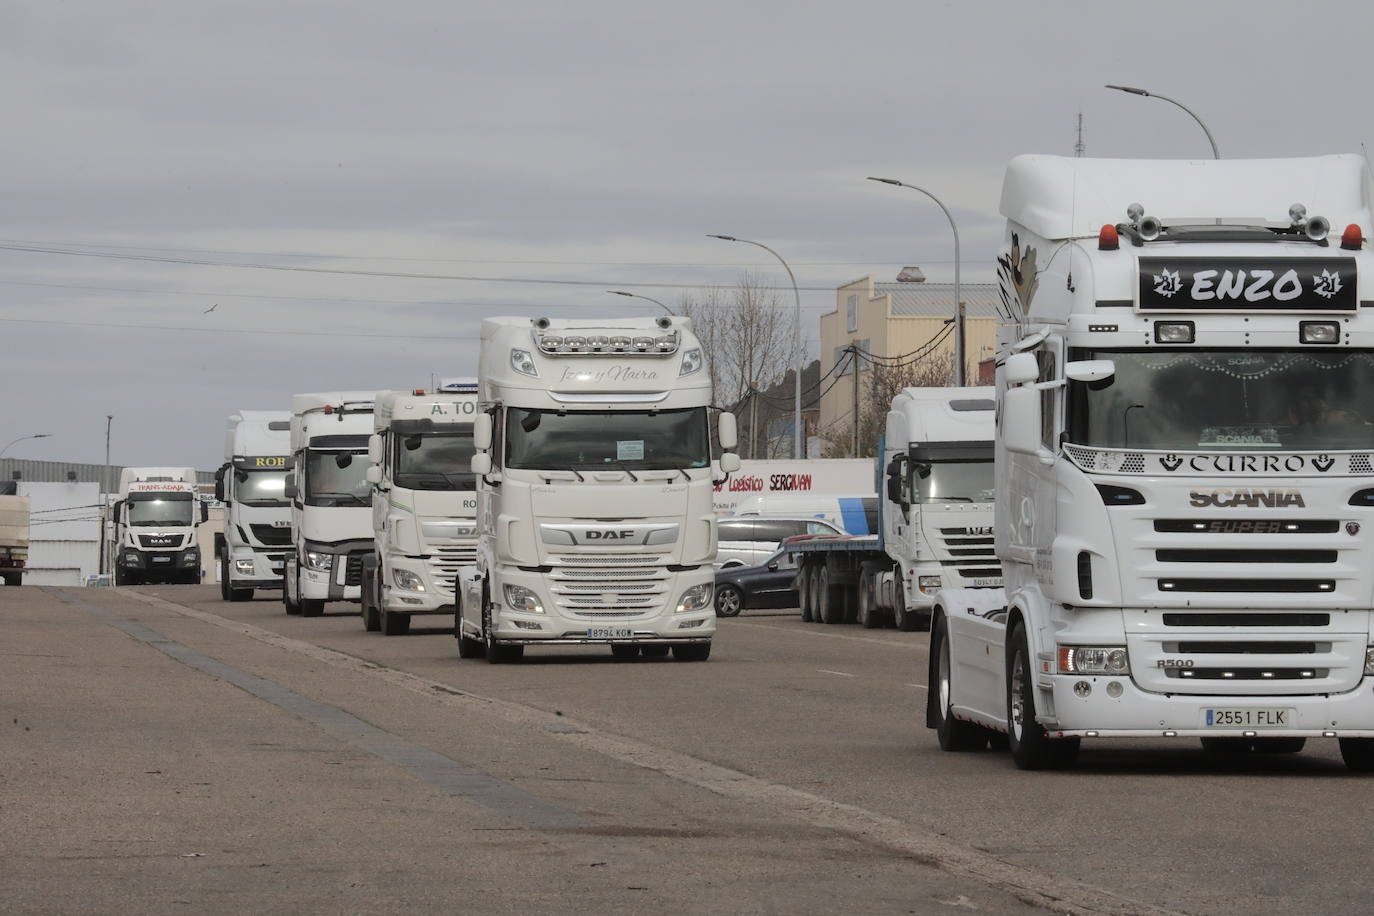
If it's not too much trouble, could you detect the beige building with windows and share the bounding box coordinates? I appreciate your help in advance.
[818,270,1000,452]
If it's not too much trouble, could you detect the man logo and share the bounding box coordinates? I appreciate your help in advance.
[585,530,634,540]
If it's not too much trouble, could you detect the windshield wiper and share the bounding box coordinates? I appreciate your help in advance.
[612,461,640,482]
[314,493,369,505]
[539,467,585,482]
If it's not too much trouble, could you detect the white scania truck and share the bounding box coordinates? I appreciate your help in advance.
[931,154,1374,772]
[457,315,739,662]
[282,392,376,617]
[360,382,480,635]
[111,467,206,585]
[215,411,292,601]
[790,387,1001,629]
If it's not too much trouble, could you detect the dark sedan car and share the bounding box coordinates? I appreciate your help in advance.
[713,547,799,617]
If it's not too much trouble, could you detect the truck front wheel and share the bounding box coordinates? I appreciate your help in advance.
[381,609,410,636]
[931,615,988,751]
[672,643,711,662]
[892,579,918,632]
[482,607,523,663]
[1339,737,1374,772]
[1006,621,1079,770]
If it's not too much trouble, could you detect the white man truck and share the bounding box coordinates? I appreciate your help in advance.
[360,382,480,636]
[215,411,292,601]
[282,392,376,617]
[111,467,206,585]
[930,154,1374,772]
[457,315,739,662]
[789,387,1000,629]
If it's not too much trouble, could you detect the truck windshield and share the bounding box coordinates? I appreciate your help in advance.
[236,469,288,507]
[127,493,194,527]
[1068,349,1374,451]
[394,430,476,491]
[304,450,372,507]
[505,407,710,471]
[915,461,994,503]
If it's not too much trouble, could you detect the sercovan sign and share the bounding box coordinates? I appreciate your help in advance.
[712,460,873,515]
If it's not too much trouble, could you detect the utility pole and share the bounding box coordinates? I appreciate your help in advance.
[102,415,113,577]
[749,386,759,461]
[955,300,966,386]
[850,344,861,457]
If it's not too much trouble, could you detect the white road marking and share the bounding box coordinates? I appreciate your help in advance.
[125,590,1184,916]
[816,668,856,678]
[905,683,930,691]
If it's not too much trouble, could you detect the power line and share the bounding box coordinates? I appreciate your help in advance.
[0,315,479,341]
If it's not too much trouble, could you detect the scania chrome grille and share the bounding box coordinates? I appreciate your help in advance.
[548,553,669,617]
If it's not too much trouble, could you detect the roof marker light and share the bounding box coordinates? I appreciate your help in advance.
[413,389,425,396]
[1342,224,1364,250]
[1098,224,1119,251]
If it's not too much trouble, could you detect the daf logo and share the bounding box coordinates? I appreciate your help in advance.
[585,529,634,540]
[1189,488,1305,509]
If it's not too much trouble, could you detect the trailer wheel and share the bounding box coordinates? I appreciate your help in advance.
[798,563,814,622]
[1006,620,1079,770]
[931,614,988,751]
[1339,738,1374,772]
[818,566,845,625]
[857,562,881,629]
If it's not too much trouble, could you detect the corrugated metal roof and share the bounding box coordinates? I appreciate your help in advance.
[876,282,1002,318]
[0,458,216,494]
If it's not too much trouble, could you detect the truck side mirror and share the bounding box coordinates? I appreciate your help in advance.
[473,414,493,451]
[213,463,228,502]
[1004,352,1039,385]
[1065,359,1115,383]
[1002,386,1043,456]
[471,453,492,476]
[199,501,209,524]
[885,473,902,504]
[719,452,741,473]
[284,473,298,500]
[718,412,738,451]
[367,434,384,465]
[365,465,382,485]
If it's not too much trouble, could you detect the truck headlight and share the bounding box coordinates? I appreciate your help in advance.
[918,575,942,593]
[504,584,544,614]
[122,550,140,565]
[676,583,713,614]
[302,551,334,572]
[679,347,703,376]
[180,549,200,566]
[1058,646,1130,676]
[234,559,256,573]
[393,568,426,592]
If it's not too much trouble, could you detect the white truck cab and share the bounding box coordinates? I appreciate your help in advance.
[932,154,1374,772]
[360,383,480,635]
[282,392,376,617]
[458,315,739,662]
[215,411,292,600]
[112,467,206,585]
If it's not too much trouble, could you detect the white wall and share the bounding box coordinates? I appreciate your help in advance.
[19,482,100,586]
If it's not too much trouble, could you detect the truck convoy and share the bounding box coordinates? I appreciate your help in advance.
[360,382,480,635]
[789,387,1001,630]
[282,392,376,617]
[215,411,292,601]
[110,467,206,585]
[0,493,29,586]
[457,315,739,662]
[930,153,1374,772]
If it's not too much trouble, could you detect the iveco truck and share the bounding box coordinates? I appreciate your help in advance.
[457,316,739,662]
[790,388,1000,629]
[111,467,206,585]
[360,381,480,635]
[215,411,292,601]
[282,392,376,617]
[931,154,1374,772]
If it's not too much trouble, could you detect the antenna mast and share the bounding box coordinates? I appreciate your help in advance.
[1074,112,1086,157]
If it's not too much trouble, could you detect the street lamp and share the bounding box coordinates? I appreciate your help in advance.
[866,177,965,386]
[0,433,51,459]
[1105,84,1220,159]
[707,234,804,459]
[607,290,674,316]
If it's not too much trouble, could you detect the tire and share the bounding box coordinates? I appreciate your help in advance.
[931,615,988,751]
[483,606,523,663]
[798,565,814,622]
[228,586,253,602]
[360,568,379,631]
[456,599,485,658]
[1199,737,1254,754]
[672,643,711,662]
[219,557,231,601]
[715,584,743,617]
[640,645,670,658]
[818,566,846,625]
[841,582,858,624]
[893,579,918,632]
[300,599,325,618]
[856,563,881,629]
[1339,737,1374,772]
[381,609,410,636]
[284,572,301,615]
[611,644,641,659]
[1006,621,1079,770]
[1251,737,1306,754]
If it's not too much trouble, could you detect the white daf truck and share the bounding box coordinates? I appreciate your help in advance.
[282,392,376,617]
[215,411,292,601]
[931,154,1374,772]
[789,388,1000,629]
[457,315,739,662]
[111,467,206,585]
[360,382,480,635]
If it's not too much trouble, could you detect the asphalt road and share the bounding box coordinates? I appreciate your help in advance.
[3,584,1368,915]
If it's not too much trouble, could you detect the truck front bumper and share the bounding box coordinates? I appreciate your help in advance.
[1045,675,1374,738]
[228,548,285,589]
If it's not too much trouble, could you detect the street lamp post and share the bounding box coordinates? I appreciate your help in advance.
[706,235,804,459]
[1104,85,1220,159]
[607,290,674,316]
[0,433,51,460]
[866,177,965,386]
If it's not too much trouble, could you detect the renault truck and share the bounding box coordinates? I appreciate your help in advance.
[790,388,1001,629]
[930,153,1374,772]
[360,382,480,635]
[215,411,292,601]
[282,392,376,617]
[457,315,739,662]
[111,467,206,585]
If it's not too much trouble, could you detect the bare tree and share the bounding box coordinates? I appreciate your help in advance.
[820,351,956,458]
[679,273,802,459]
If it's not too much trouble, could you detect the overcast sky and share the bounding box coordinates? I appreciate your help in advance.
[3,0,1372,470]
